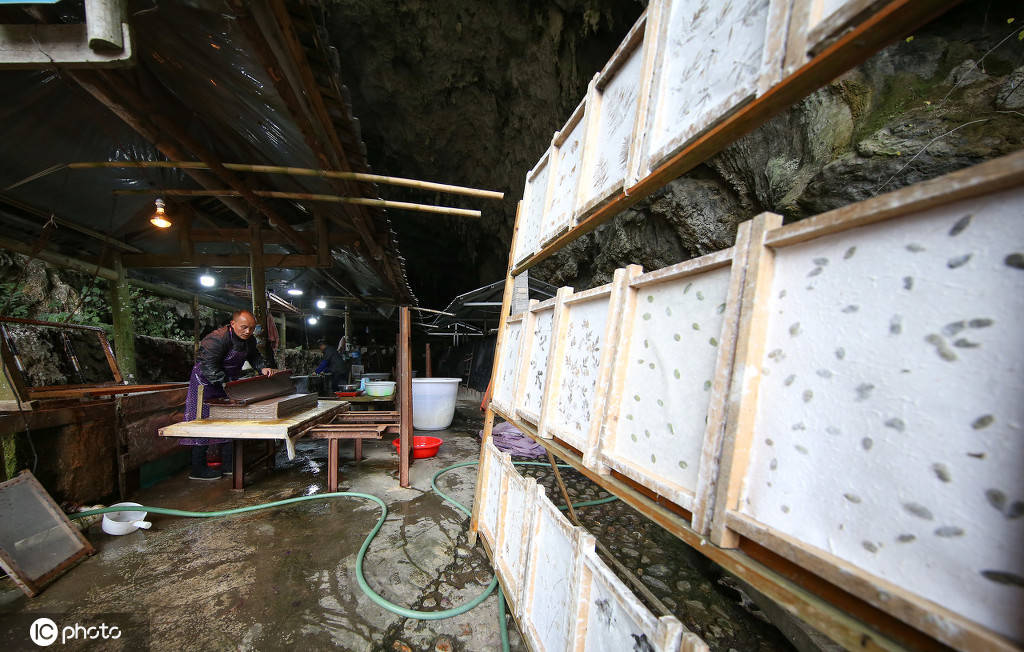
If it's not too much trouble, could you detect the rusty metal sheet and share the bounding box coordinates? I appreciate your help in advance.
[222,370,295,405]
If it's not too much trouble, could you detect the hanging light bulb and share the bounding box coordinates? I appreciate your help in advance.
[149,198,172,228]
[307,316,318,325]
[198,272,216,287]
[316,298,327,310]
[287,286,303,296]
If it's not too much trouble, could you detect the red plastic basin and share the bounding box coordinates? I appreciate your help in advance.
[392,435,443,459]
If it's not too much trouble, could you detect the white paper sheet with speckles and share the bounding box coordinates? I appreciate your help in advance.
[493,320,523,414]
[608,266,732,502]
[579,547,682,652]
[496,463,532,600]
[643,0,772,173]
[580,43,644,211]
[515,158,552,265]
[544,113,586,242]
[480,440,503,548]
[550,296,611,450]
[742,188,1024,640]
[520,309,554,423]
[523,497,577,652]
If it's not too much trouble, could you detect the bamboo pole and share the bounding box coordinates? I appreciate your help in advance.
[112,188,481,218]
[69,161,504,200]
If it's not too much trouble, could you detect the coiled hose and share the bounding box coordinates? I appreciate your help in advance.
[71,460,616,650]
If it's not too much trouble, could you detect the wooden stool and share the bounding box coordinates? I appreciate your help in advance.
[309,421,400,491]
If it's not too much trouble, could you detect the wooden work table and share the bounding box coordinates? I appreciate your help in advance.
[158,400,347,490]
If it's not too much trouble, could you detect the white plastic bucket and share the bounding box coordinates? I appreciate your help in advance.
[411,378,461,430]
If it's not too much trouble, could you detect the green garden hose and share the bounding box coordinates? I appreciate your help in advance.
[71,460,617,649]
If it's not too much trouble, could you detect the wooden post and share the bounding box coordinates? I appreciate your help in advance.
[109,253,137,381]
[469,202,523,543]
[398,306,413,488]
[278,314,287,351]
[425,342,432,378]
[249,225,270,366]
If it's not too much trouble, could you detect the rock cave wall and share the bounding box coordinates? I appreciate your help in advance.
[328,0,1023,299]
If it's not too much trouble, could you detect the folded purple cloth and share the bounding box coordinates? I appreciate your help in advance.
[483,421,546,458]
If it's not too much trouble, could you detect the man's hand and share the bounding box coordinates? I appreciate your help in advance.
[260,368,274,377]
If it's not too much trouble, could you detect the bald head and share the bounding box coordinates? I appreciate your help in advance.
[230,311,257,339]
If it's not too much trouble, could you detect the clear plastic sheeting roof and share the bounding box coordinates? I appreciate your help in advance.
[0,0,414,312]
[426,278,557,332]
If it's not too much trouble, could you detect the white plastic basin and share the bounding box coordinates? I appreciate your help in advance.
[101,502,151,535]
[411,378,460,430]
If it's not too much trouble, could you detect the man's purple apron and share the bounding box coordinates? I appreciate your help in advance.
[178,346,248,446]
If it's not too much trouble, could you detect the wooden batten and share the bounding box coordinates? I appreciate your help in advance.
[536,287,573,439]
[690,223,753,535]
[709,213,782,548]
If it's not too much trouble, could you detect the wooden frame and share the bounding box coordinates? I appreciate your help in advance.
[541,98,588,247]
[514,150,555,267]
[709,152,1024,651]
[519,487,593,652]
[0,470,95,597]
[493,457,539,616]
[510,0,961,276]
[490,312,526,418]
[475,439,504,550]
[572,542,694,652]
[575,9,653,220]
[0,318,124,400]
[595,227,753,531]
[632,0,790,183]
[513,296,558,426]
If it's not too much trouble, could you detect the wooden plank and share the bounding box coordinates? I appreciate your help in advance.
[121,253,321,268]
[765,148,1024,248]
[511,0,962,276]
[710,213,783,548]
[28,383,187,399]
[207,392,317,420]
[158,400,344,439]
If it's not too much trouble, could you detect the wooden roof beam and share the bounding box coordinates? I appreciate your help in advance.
[68,69,315,255]
[229,0,409,300]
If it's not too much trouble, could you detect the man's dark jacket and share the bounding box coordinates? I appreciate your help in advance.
[197,324,268,384]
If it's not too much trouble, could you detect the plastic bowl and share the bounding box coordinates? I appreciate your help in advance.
[392,435,443,459]
[365,381,396,397]
[101,502,152,535]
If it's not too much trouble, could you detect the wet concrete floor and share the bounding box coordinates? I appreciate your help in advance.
[1,402,520,651]
[1,402,821,652]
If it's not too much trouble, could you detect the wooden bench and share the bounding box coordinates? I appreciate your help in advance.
[308,412,401,491]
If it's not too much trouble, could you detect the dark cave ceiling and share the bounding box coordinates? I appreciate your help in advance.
[321,0,646,308]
